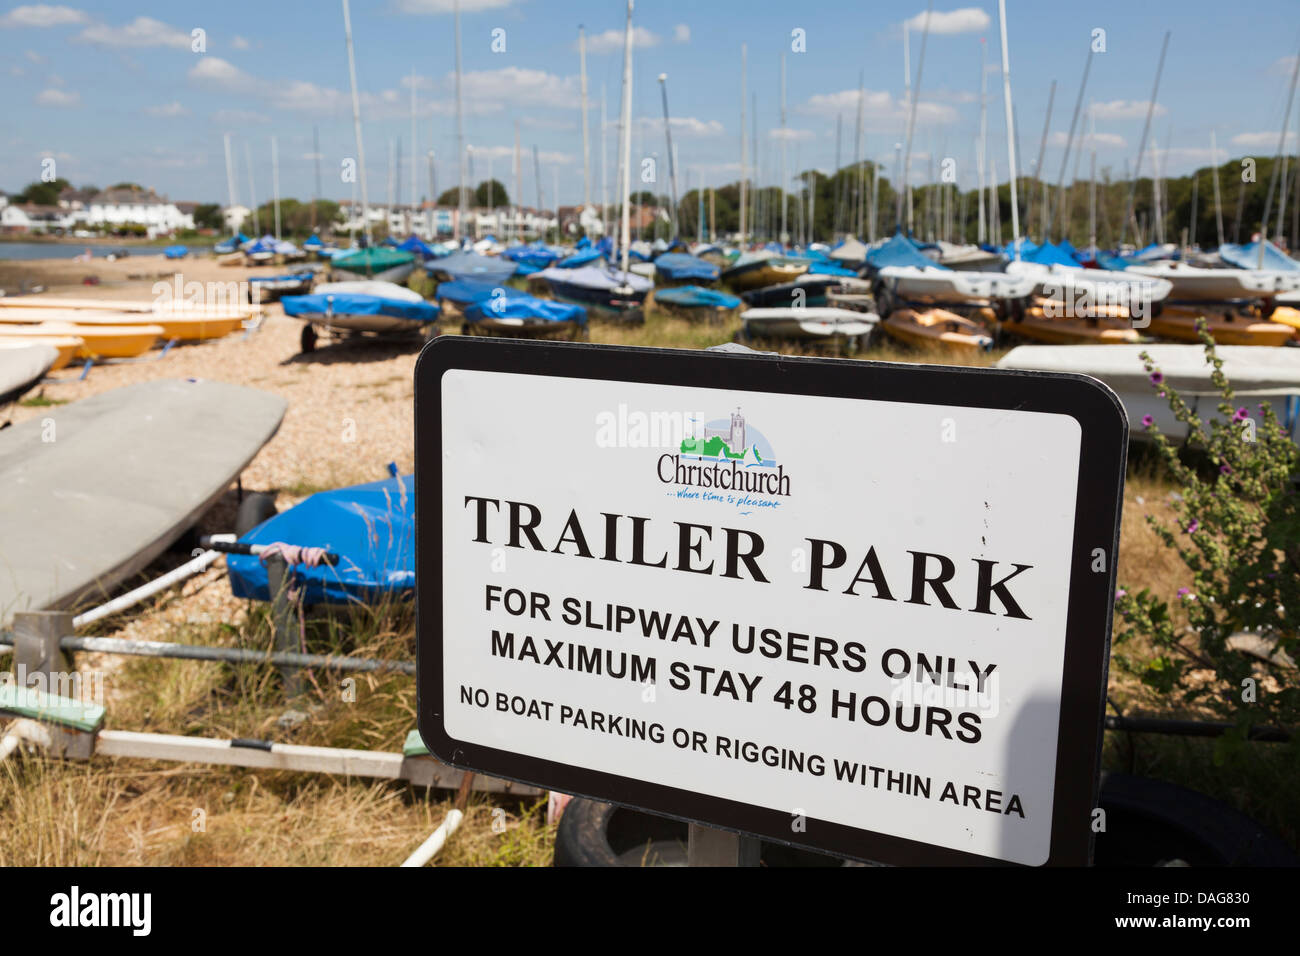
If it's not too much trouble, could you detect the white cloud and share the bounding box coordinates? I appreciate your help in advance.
[466,144,573,165]
[459,66,580,109]
[0,5,87,28]
[802,88,958,127]
[1088,99,1166,120]
[188,56,257,92]
[146,101,189,117]
[24,49,44,62]
[586,26,658,54]
[35,87,79,107]
[1232,131,1298,149]
[232,35,250,51]
[76,16,190,49]
[1269,55,1298,78]
[769,128,815,142]
[212,108,270,127]
[395,0,515,11]
[1049,130,1125,149]
[634,116,725,138]
[903,8,991,35]
[674,24,690,43]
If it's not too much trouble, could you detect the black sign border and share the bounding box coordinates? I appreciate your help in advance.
[414,337,1128,867]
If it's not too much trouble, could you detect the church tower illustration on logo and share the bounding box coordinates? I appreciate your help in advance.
[703,408,745,452]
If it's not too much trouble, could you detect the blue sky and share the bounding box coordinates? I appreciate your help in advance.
[4,0,1300,208]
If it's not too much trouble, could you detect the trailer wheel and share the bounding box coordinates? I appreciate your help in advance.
[300,324,318,353]
[235,492,278,537]
[553,797,859,867]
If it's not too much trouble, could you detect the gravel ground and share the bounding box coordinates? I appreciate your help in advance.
[3,253,421,665]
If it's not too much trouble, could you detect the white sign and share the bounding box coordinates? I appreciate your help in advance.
[416,340,1126,866]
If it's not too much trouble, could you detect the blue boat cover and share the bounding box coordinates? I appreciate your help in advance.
[435,279,528,307]
[557,248,603,268]
[282,292,440,323]
[398,235,439,259]
[1219,240,1300,271]
[865,232,946,271]
[502,243,560,270]
[427,250,517,282]
[227,475,415,606]
[163,245,188,259]
[1002,236,1039,258]
[1095,251,1134,272]
[806,261,858,277]
[1026,242,1079,267]
[302,233,324,249]
[653,253,720,282]
[250,271,313,284]
[596,236,614,258]
[465,294,587,325]
[576,237,592,250]
[654,285,741,309]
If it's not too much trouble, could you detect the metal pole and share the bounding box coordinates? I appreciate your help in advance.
[997,0,1021,249]
[658,73,679,237]
[341,0,370,245]
[1119,31,1170,248]
[1258,41,1300,267]
[902,0,933,235]
[739,44,747,241]
[1028,78,1055,238]
[579,25,591,211]
[266,554,302,696]
[1211,130,1224,248]
[454,0,466,242]
[617,0,635,278]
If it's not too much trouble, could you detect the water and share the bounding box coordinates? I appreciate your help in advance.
[0,242,212,261]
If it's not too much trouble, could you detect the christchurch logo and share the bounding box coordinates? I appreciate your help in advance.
[657,408,791,504]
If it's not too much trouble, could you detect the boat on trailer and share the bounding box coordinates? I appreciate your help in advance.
[740,307,878,347]
[281,281,440,352]
[249,271,315,303]
[652,286,741,322]
[330,247,418,284]
[1125,262,1300,302]
[462,293,587,339]
[876,265,1035,304]
[882,308,994,352]
[535,265,651,324]
[1147,305,1294,346]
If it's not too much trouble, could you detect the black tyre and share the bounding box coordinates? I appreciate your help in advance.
[235,492,278,537]
[1093,772,1299,867]
[553,798,858,867]
[300,323,318,353]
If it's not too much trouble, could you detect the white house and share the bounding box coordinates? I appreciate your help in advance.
[76,186,194,237]
[1,203,73,233]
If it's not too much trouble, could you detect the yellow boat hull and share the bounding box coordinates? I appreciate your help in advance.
[0,335,83,370]
[883,309,993,352]
[0,306,245,341]
[724,262,809,291]
[1007,311,1140,344]
[0,323,163,358]
[1265,306,1300,337]
[1150,307,1293,346]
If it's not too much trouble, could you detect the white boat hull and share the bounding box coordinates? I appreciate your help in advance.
[877,266,1034,301]
[742,307,879,340]
[331,262,417,284]
[1126,264,1300,301]
[1006,260,1173,304]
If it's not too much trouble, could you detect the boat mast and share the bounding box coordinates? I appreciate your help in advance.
[271,135,281,240]
[976,40,987,244]
[697,167,704,244]
[617,0,634,279]
[533,144,543,237]
[855,72,865,238]
[900,21,910,228]
[658,73,679,237]
[1260,42,1300,265]
[1050,45,1093,241]
[601,85,608,237]
[579,25,591,213]
[780,53,787,244]
[312,126,321,232]
[739,44,748,243]
[1210,130,1224,248]
[902,2,933,235]
[1089,107,1098,256]
[223,133,238,228]
[244,141,259,235]
[513,122,521,244]
[997,0,1020,252]
[1118,31,1169,249]
[454,0,466,243]
[410,68,418,236]
[1028,79,1055,240]
[341,0,370,245]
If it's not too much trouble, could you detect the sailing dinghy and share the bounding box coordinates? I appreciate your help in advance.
[0,379,286,625]
[282,281,440,352]
[740,307,879,345]
[0,343,58,405]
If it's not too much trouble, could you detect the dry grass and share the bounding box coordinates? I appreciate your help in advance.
[0,253,1290,864]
